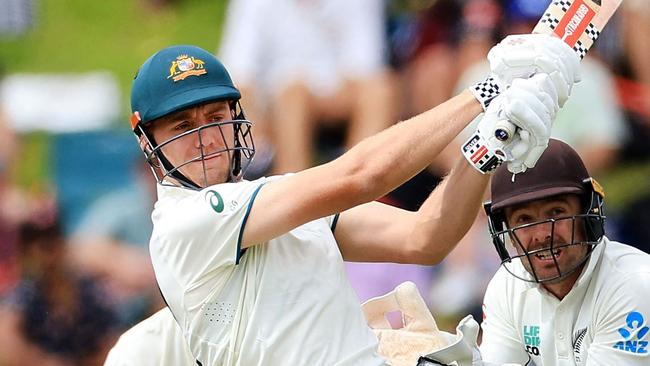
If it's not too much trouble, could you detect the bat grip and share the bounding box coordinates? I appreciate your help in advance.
[494,120,517,143]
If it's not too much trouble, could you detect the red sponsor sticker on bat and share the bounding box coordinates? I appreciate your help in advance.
[554,0,596,46]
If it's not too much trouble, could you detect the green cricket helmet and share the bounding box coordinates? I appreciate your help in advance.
[130,45,254,189]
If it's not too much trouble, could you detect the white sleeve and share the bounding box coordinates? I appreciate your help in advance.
[480,269,530,365]
[103,308,195,366]
[585,272,650,365]
[103,315,165,366]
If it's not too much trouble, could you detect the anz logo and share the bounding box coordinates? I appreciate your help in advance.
[613,311,649,354]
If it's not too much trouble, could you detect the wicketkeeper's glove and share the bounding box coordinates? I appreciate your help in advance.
[361,281,449,366]
[417,315,523,366]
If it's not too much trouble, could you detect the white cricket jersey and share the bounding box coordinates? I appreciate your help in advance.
[149,176,385,366]
[103,307,194,366]
[480,237,650,366]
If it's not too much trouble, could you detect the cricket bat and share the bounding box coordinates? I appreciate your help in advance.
[493,0,624,143]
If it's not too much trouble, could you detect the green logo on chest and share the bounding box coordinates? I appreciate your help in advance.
[205,190,224,213]
[524,325,541,356]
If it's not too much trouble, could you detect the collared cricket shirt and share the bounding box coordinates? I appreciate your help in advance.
[481,238,650,366]
[149,176,384,366]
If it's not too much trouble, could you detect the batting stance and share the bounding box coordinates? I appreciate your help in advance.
[126,34,577,365]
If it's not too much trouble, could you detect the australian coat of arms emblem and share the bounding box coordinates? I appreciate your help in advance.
[168,55,207,82]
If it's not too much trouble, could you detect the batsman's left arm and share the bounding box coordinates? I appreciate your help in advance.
[335,156,488,265]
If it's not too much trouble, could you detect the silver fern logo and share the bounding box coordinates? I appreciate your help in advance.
[573,327,588,363]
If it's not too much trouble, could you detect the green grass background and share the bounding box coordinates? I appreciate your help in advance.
[0,0,228,119]
[0,0,228,189]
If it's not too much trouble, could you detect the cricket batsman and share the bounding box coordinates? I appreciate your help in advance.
[122,32,578,365]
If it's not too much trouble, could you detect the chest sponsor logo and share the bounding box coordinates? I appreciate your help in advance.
[613,311,649,354]
[573,327,588,363]
[523,325,541,356]
[205,190,225,213]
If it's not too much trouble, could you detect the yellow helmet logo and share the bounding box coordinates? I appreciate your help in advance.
[167,54,207,82]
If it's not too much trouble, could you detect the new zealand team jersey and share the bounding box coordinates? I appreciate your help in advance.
[149,176,385,365]
[481,238,650,366]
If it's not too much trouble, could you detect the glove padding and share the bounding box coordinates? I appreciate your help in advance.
[417,315,481,366]
[418,316,523,366]
[471,33,580,110]
[489,34,580,107]
[501,74,559,173]
[361,281,449,366]
[463,73,559,174]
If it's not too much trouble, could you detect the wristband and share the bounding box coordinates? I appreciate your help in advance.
[470,77,501,111]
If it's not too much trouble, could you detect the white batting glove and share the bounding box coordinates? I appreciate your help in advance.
[502,74,559,174]
[470,34,580,110]
[462,73,559,174]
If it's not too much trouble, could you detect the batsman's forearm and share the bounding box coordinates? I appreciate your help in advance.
[410,157,490,264]
[338,90,482,203]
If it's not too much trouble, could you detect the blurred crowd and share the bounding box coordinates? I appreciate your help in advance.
[0,0,649,364]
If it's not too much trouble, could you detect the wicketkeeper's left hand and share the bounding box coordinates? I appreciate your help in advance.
[417,316,523,366]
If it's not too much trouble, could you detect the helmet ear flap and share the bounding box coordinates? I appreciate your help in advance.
[585,216,605,242]
[581,178,606,242]
[484,202,511,263]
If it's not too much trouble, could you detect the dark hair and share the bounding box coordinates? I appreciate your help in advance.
[18,220,64,252]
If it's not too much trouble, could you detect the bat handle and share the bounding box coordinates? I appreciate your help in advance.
[494,120,517,143]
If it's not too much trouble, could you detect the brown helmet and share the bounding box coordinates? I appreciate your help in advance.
[484,139,606,283]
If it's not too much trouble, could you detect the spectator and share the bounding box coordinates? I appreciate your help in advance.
[623,0,650,88]
[219,0,397,174]
[0,215,118,366]
[0,73,27,296]
[0,0,35,37]
[69,161,162,326]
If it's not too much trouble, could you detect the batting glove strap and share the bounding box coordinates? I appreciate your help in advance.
[461,132,506,174]
[469,77,501,111]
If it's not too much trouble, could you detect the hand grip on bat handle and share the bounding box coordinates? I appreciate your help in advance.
[494,119,517,143]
